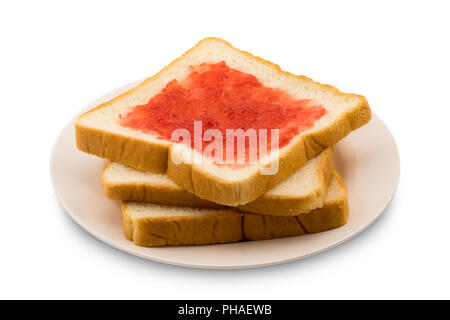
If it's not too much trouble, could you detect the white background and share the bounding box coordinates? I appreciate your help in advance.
[1,0,449,299]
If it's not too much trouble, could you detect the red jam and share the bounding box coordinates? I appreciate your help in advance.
[120,62,326,164]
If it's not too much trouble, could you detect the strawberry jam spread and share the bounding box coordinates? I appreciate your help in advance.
[120,62,326,164]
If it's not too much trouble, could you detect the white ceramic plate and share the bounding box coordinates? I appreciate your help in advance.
[50,81,400,269]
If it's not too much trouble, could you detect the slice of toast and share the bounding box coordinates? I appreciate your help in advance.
[103,148,334,216]
[76,37,370,206]
[122,171,348,247]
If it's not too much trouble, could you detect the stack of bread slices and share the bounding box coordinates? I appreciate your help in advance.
[75,38,371,247]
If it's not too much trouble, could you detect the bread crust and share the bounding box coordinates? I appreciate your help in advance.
[76,125,168,173]
[103,166,222,209]
[122,203,243,246]
[297,172,349,233]
[103,148,335,216]
[236,147,335,215]
[122,171,349,247]
[77,37,371,205]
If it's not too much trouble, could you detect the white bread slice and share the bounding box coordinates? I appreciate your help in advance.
[76,37,370,206]
[122,171,348,247]
[103,148,334,216]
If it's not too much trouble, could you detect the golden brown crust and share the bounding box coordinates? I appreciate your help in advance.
[236,147,335,215]
[105,181,222,210]
[123,205,244,246]
[297,172,349,233]
[102,163,223,209]
[76,124,168,173]
[243,214,307,241]
[122,171,349,247]
[103,148,335,215]
[77,37,371,205]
